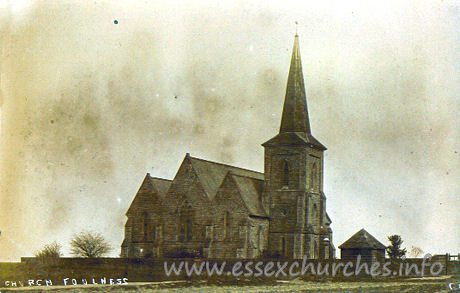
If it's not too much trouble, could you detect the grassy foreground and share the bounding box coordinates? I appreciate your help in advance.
[0,275,457,292]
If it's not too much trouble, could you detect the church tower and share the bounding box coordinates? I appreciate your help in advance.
[262,34,332,259]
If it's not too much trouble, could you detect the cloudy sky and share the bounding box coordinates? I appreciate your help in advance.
[0,0,458,261]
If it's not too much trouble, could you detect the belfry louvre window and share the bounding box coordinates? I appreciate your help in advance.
[311,162,317,188]
[313,203,318,222]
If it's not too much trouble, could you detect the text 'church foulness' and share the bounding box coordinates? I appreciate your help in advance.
[121,35,335,260]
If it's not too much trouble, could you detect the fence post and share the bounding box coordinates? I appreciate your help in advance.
[446,253,449,274]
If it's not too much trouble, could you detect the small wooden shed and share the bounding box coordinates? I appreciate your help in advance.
[339,229,386,262]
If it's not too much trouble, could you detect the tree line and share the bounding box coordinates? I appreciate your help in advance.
[35,231,111,258]
[36,232,416,259]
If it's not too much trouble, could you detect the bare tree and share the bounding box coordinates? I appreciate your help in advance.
[409,246,424,258]
[70,231,112,258]
[35,241,62,258]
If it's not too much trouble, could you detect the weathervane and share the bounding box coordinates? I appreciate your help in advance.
[295,21,298,35]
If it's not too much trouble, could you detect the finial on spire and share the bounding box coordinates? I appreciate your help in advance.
[295,21,298,36]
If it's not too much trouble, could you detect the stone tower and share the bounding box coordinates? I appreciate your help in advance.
[262,34,332,259]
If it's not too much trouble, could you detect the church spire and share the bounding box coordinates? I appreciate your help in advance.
[279,34,311,134]
[262,33,326,150]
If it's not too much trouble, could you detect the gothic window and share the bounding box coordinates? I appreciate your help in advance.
[155,226,162,241]
[312,203,318,223]
[224,211,231,239]
[297,196,303,225]
[283,159,289,187]
[205,225,214,240]
[186,213,192,241]
[280,236,286,257]
[239,224,246,239]
[179,201,193,242]
[305,196,310,225]
[314,240,318,258]
[236,248,244,258]
[310,162,317,189]
[142,212,149,241]
[257,227,262,252]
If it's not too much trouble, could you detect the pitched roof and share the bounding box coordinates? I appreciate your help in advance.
[188,155,264,200]
[126,173,172,215]
[262,132,326,150]
[339,229,386,249]
[230,173,266,217]
[150,176,172,198]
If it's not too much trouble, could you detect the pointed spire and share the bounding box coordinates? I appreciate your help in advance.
[263,33,326,150]
[279,34,311,134]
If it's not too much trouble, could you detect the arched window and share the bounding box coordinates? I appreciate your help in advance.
[179,201,193,242]
[314,240,318,258]
[280,236,286,257]
[305,197,309,225]
[310,162,317,189]
[257,227,262,252]
[224,211,231,239]
[312,203,318,222]
[283,159,289,187]
[142,212,149,241]
[186,210,192,241]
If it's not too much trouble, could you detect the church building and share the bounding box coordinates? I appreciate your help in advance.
[121,34,335,259]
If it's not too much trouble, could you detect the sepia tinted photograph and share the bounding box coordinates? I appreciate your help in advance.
[0,0,458,292]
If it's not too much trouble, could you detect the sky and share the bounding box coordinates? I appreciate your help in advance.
[0,0,458,261]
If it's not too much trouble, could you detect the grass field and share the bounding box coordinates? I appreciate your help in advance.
[0,275,457,292]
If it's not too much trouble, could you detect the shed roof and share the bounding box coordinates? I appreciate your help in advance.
[339,229,386,249]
